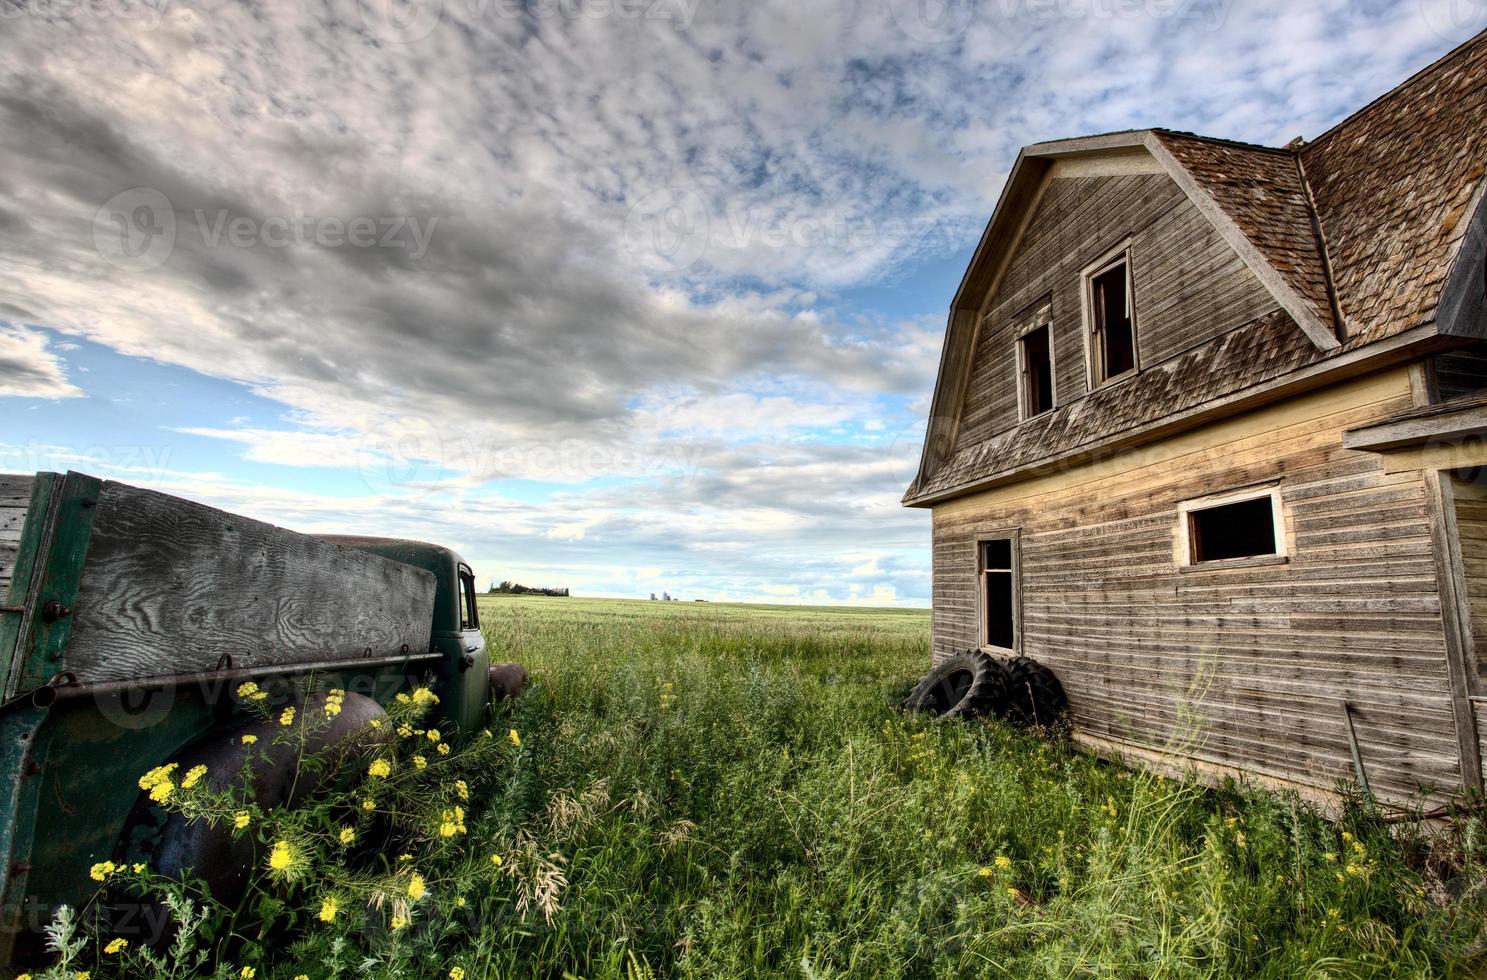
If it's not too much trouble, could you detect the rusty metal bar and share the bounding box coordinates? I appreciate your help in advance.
[30,650,442,707]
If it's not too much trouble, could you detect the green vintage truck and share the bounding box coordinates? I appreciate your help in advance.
[0,471,517,963]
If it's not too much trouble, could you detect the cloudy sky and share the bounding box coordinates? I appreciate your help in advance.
[0,0,1481,605]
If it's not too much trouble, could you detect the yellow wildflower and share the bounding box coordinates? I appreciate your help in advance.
[410,687,438,705]
[268,840,294,871]
[240,734,258,745]
[234,811,251,830]
[454,896,466,908]
[138,763,177,792]
[412,755,427,769]
[131,863,145,874]
[90,861,116,881]
[426,729,441,743]
[180,764,208,790]
[240,970,255,979]
[236,681,259,698]
[489,853,503,867]
[104,938,127,954]
[368,758,392,779]
[977,867,992,878]
[994,855,1013,870]
[279,707,296,727]
[390,914,407,931]
[481,729,493,739]
[455,779,469,801]
[319,896,338,922]
[508,729,521,748]
[369,718,383,730]
[363,797,376,811]
[437,743,450,755]
[408,873,426,900]
[450,968,466,980]
[339,826,356,846]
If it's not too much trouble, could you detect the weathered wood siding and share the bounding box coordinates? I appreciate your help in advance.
[956,173,1279,450]
[1453,472,1487,687]
[63,481,437,683]
[932,369,1462,803]
[0,474,34,598]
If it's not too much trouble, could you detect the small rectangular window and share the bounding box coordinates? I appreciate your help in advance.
[979,537,1018,650]
[1179,489,1285,566]
[1018,324,1054,418]
[1086,250,1137,386]
[458,564,479,631]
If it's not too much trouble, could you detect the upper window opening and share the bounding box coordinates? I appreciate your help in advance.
[1180,489,1284,565]
[1018,324,1054,418]
[458,563,479,631]
[1087,251,1137,386]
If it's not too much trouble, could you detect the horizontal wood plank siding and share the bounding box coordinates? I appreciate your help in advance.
[931,369,1462,804]
[0,474,34,598]
[956,173,1279,450]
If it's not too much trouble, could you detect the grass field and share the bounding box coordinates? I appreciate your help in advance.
[58,596,1487,978]
[465,596,1485,978]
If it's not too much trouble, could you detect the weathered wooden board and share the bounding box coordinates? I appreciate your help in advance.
[929,368,1466,805]
[0,474,35,598]
[62,481,436,683]
[956,173,1280,450]
[1452,473,1487,687]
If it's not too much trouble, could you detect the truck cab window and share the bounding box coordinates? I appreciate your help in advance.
[458,564,479,631]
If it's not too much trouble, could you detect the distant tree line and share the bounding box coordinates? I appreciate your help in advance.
[488,580,570,597]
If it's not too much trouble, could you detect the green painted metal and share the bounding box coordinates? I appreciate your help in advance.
[0,479,495,965]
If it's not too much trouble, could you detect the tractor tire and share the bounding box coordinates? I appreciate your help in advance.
[903,650,1009,720]
[999,656,1068,729]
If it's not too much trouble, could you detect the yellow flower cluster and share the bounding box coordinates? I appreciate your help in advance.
[180,764,208,790]
[90,861,116,882]
[138,763,179,804]
[395,686,440,707]
[234,811,251,830]
[412,755,427,770]
[455,779,469,801]
[268,840,295,872]
[339,826,356,846]
[438,806,467,838]
[994,855,1013,870]
[450,968,466,980]
[103,938,127,955]
[407,872,426,900]
[325,688,346,718]
[319,896,338,922]
[279,706,296,727]
[236,681,268,702]
[368,758,393,779]
[508,729,522,748]
[241,734,258,745]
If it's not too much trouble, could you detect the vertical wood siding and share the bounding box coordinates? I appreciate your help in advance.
[931,371,1462,803]
[957,173,1279,450]
[1453,472,1487,687]
[0,474,34,597]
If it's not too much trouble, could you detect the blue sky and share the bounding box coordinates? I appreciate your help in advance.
[0,0,1482,604]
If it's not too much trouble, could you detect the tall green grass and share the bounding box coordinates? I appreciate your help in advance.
[42,597,1487,978]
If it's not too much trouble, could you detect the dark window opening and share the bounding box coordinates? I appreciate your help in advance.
[1019,324,1054,417]
[980,539,1016,650]
[458,564,479,631]
[1188,496,1278,563]
[1091,260,1135,383]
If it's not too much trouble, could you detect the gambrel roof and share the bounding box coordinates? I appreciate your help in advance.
[906,29,1487,507]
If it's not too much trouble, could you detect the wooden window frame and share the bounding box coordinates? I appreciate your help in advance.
[1014,300,1057,422]
[1176,484,1287,569]
[1080,240,1140,390]
[975,530,1021,654]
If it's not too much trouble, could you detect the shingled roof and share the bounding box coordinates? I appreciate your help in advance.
[906,29,1487,506]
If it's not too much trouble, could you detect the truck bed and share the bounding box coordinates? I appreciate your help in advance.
[2,472,439,694]
[0,474,33,597]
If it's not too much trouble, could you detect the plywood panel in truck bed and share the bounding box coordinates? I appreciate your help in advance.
[0,474,34,597]
[7,473,438,689]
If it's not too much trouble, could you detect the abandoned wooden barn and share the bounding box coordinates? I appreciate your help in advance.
[904,31,1487,805]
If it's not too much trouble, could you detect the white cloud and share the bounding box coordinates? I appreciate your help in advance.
[0,325,83,399]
